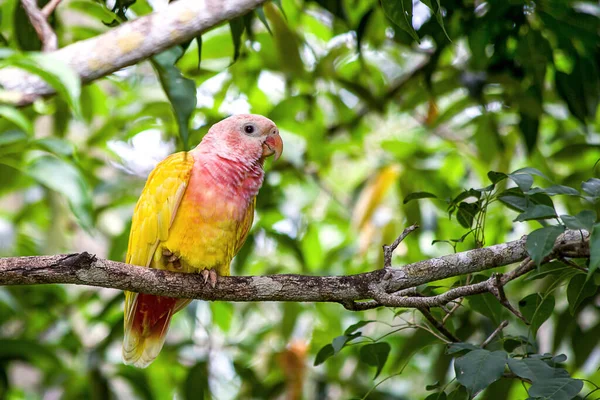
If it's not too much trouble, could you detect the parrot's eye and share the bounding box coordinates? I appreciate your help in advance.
[243,124,256,135]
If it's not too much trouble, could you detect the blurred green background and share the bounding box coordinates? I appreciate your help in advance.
[0,0,599,398]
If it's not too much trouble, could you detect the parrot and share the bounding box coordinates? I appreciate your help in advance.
[122,114,283,368]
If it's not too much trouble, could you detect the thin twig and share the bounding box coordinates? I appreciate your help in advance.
[481,320,509,348]
[442,300,463,325]
[383,224,419,268]
[490,272,528,324]
[418,307,460,343]
[41,0,61,18]
[558,256,588,273]
[20,0,58,51]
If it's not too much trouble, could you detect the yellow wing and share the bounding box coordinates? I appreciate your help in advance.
[124,152,194,324]
[234,197,256,256]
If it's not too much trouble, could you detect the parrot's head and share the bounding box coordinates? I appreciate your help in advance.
[197,114,283,164]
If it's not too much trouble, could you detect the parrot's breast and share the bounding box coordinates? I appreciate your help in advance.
[160,153,263,275]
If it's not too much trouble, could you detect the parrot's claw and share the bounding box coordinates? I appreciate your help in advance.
[162,249,173,257]
[200,269,218,288]
[201,269,210,284]
[208,269,218,288]
[167,254,179,263]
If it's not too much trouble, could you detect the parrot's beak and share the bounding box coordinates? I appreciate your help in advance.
[262,132,283,162]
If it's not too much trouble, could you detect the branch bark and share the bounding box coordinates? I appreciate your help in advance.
[20,0,58,52]
[0,230,588,308]
[0,0,267,105]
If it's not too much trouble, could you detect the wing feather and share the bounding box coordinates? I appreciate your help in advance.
[124,152,194,326]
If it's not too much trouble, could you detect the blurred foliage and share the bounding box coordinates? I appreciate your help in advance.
[0,0,599,398]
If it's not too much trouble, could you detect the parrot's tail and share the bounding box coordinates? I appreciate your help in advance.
[122,292,190,368]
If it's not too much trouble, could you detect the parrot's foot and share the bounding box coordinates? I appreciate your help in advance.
[201,268,218,288]
[162,249,182,270]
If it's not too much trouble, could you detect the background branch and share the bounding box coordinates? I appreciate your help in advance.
[20,0,58,51]
[0,230,588,308]
[0,0,267,105]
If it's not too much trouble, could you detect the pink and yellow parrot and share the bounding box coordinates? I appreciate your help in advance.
[122,114,282,368]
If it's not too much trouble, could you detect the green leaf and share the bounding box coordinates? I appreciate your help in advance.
[381,0,419,42]
[0,106,32,135]
[518,293,555,336]
[447,387,468,400]
[117,366,156,400]
[255,6,272,35]
[425,393,447,400]
[528,185,580,196]
[454,349,507,395]
[456,202,479,228]
[314,344,334,366]
[7,54,82,118]
[512,167,550,181]
[497,188,554,214]
[150,47,197,150]
[556,70,588,125]
[34,137,76,157]
[518,113,539,154]
[582,178,600,199]
[525,261,569,281]
[184,362,210,400]
[0,338,61,368]
[467,292,504,325]
[0,130,28,148]
[528,377,583,400]
[345,320,374,335]
[356,8,375,53]
[446,343,479,355]
[14,0,50,50]
[507,357,569,381]
[210,302,234,332]
[514,204,557,222]
[27,155,93,231]
[195,35,203,68]
[332,332,360,354]
[560,210,596,231]
[420,0,450,41]
[425,381,441,391]
[403,191,437,204]
[508,173,534,192]
[229,17,245,63]
[566,274,597,314]
[451,189,481,205]
[359,342,390,379]
[589,223,600,276]
[487,171,508,184]
[526,225,565,266]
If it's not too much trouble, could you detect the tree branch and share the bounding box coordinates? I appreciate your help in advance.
[0,0,267,105]
[0,230,588,309]
[20,0,58,52]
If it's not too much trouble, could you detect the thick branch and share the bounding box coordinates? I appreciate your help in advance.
[0,230,588,307]
[0,0,266,105]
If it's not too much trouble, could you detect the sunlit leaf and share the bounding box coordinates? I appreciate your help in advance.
[0,106,32,135]
[26,155,93,231]
[381,0,419,42]
[151,47,197,150]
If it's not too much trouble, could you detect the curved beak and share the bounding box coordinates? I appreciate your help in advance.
[262,132,283,162]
